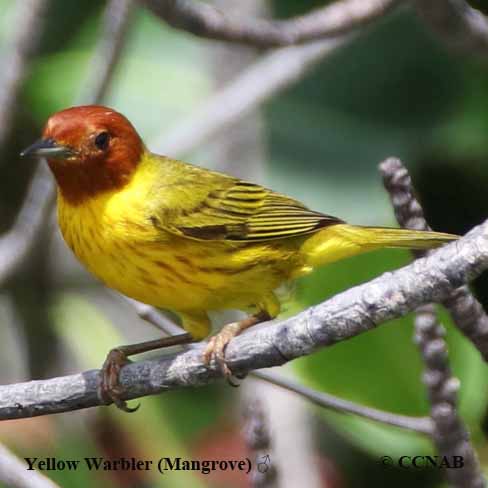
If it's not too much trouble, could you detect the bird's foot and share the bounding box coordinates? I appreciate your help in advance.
[203,312,271,385]
[203,322,242,385]
[99,348,139,413]
[98,333,194,412]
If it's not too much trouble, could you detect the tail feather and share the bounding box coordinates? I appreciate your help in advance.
[355,225,458,250]
[300,223,458,270]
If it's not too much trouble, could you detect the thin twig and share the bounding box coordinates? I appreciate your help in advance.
[0,0,51,156]
[1,221,488,419]
[151,36,352,156]
[121,295,433,435]
[120,295,185,336]
[243,399,277,487]
[414,0,488,58]
[253,371,433,435]
[141,0,400,47]
[380,158,485,487]
[414,305,484,488]
[0,293,29,381]
[149,0,396,157]
[0,442,60,488]
[79,0,136,104]
[443,288,488,361]
[380,157,488,360]
[0,163,55,287]
[127,298,434,435]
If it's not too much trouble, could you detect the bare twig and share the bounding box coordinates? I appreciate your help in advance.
[252,370,433,434]
[149,0,399,157]
[380,157,488,360]
[1,221,488,419]
[206,0,268,181]
[120,295,184,336]
[120,295,430,435]
[79,0,136,104]
[0,163,55,287]
[0,442,60,488]
[414,305,484,488]
[120,288,436,439]
[414,0,488,57]
[141,0,400,47]
[0,0,51,156]
[0,293,29,381]
[380,158,485,487]
[245,378,321,488]
[152,36,352,156]
[243,399,277,487]
[443,288,488,361]
[131,271,435,438]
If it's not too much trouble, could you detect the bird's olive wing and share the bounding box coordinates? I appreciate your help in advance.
[158,180,343,241]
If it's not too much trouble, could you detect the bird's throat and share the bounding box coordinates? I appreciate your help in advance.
[48,156,138,206]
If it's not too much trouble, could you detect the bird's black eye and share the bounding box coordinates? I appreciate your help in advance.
[94,131,110,150]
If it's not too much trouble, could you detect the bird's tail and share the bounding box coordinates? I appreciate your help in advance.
[300,224,458,270]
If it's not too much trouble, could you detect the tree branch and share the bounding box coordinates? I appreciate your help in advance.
[414,305,484,488]
[0,163,55,287]
[140,0,400,47]
[252,371,433,434]
[152,36,352,156]
[118,295,434,434]
[243,398,277,487]
[78,0,136,104]
[0,442,60,488]
[0,0,51,157]
[414,0,488,58]
[380,157,488,360]
[380,157,485,487]
[1,220,488,420]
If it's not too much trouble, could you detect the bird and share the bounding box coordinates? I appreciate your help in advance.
[21,105,457,411]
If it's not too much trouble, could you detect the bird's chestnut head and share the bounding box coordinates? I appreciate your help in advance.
[22,105,144,205]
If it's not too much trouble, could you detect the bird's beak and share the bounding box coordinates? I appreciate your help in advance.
[20,138,73,159]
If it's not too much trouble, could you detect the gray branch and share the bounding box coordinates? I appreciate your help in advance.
[252,371,433,434]
[380,157,488,360]
[0,0,51,156]
[79,0,136,104]
[414,0,488,57]
[443,288,488,361]
[414,305,484,488]
[151,36,353,156]
[120,296,436,434]
[141,0,400,47]
[243,398,277,487]
[380,158,485,487]
[1,220,488,419]
[0,163,55,287]
[0,442,59,488]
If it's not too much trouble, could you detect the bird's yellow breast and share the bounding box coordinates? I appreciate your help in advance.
[56,154,298,314]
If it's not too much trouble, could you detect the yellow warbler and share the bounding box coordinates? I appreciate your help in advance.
[22,105,457,410]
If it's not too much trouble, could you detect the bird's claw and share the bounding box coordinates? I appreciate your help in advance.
[203,323,242,385]
[99,348,140,413]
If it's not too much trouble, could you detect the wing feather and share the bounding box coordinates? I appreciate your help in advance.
[158,177,342,241]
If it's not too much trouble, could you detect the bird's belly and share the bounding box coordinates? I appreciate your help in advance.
[59,206,292,313]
